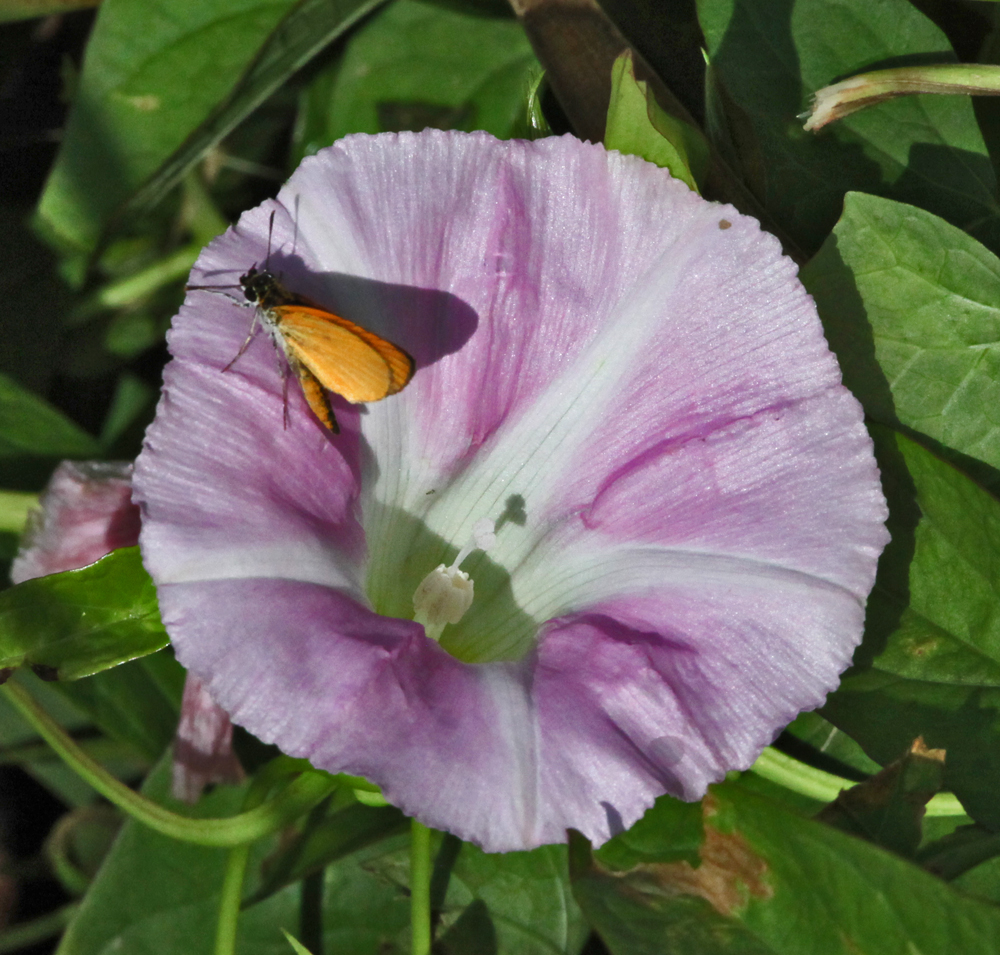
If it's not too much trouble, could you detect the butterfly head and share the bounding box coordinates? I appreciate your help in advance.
[240,266,265,302]
[239,266,288,310]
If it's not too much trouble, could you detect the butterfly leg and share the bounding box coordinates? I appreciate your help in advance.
[222,312,261,373]
[282,367,291,430]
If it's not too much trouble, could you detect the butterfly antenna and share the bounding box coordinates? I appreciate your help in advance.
[265,210,275,272]
[186,283,244,308]
[186,282,242,292]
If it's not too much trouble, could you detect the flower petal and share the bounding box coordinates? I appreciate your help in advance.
[137,326,367,598]
[12,461,139,584]
[172,673,244,803]
[150,577,677,849]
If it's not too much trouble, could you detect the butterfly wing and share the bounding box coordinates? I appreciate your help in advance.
[347,321,415,395]
[274,306,414,404]
[286,354,339,433]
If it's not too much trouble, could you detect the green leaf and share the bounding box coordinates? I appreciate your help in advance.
[595,794,704,871]
[98,372,159,455]
[307,836,412,954]
[362,834,586,955]
[0,547,167,682]
[56,757,411,955]
[54,755,249,955]
[292,0,538,162]
[782,711,882,777]
[698,0,1000,254]
[572,783,1000,955]
[0,489,35,534]
[509,69,551,141]
[802,192,1000,476]
[119,0,387,226]
[36,0,385,256]
[51,650,185,761]
[952,850,1000,904]
[823,433,1000,829]
[435,898,496,955]
[0,675,123,807]
[604,50,707,193]
[0,0,99,22]
[815,739,946,856]
[0,373,99,460]
[862,433,1000,687]
[281,929,314,955]
[919,823,1000,884]
[596,0,709,130]
[36,0,292,256]
[245,800,409,905]
[444,841,588,955]
[573,832,776,955]
[0,207,71,396]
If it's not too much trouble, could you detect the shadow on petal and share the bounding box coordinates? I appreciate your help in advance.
[363,501,538,665]
[264,250,480,371]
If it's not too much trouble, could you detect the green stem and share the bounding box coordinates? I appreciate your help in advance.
[410,820,433,955]
[215,760,309,955]
[750,746,966,816]
[215,843,250,955]
[2,679,339,845]
[804,63,1000,131]
[0,903,79,953]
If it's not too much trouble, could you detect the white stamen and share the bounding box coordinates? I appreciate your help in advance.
[412,518,497,641]
[413,565,474,629]
[451,517,497,571]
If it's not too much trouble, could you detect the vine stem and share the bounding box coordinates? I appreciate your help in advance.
[213,765,291,955]
[2,678,339,846]
[410,819,433,955]
[750,746,965,816]
[214,842,250,955]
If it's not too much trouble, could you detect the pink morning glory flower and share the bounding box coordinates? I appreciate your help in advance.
[133,130,888,852]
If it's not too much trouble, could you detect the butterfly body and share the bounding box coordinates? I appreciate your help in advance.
[195,265,414,434]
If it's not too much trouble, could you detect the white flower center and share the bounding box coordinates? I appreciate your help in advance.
[413,518,496,641]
